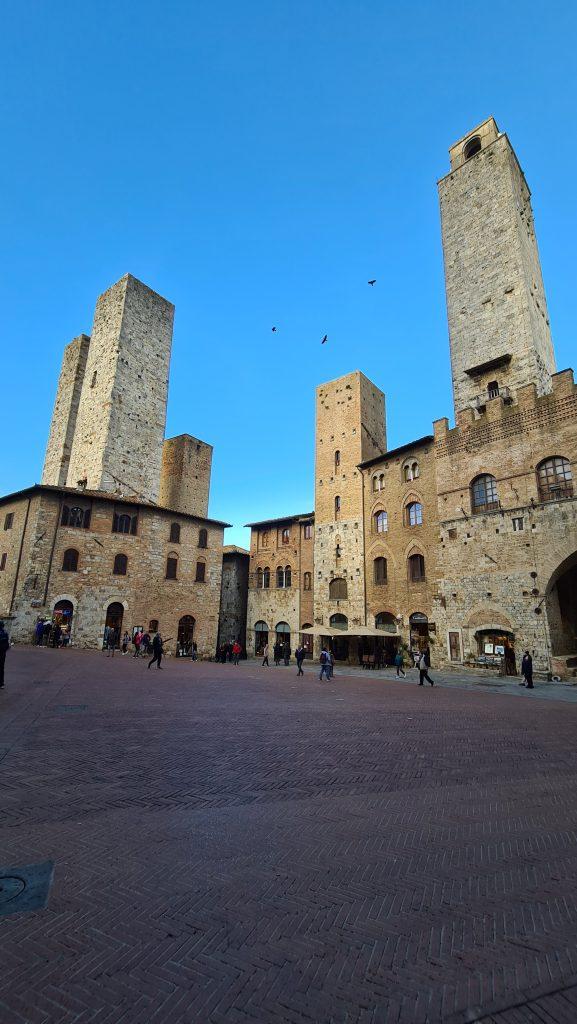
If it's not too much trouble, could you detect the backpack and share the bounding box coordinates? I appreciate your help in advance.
[320,651,328,664]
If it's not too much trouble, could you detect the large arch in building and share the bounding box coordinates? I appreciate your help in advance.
[545,552,577,656]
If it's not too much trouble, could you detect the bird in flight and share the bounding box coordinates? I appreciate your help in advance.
[321,334,328,345]
[368,279,376,286]
[271,326,277,332]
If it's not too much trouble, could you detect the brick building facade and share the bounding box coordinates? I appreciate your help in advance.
[246,118,577,677]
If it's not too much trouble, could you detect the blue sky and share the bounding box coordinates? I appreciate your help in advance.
[1,1,576,547]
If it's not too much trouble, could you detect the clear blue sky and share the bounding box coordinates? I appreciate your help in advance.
[1,1,576,548]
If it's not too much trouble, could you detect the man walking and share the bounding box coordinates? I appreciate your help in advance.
[232,641,242,665]
[394,649,406,678]
[418,651,434,686]
[262,642,269,667]
[319,646,331,683]
[295,643,305,676]
[273,642,281,666]
[0,620,9,688]
[283,641,290,667]
[148,633,164,670]
[521,650,534,689]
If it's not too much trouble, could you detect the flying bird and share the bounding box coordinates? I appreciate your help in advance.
[271,326,277,332]
[321,334,328,345]
[368,279,376,286]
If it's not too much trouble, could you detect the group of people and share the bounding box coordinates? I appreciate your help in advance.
[102,627,165,669]
[34,618,70,648]
[216,640,243,664]
[261,642,309,675]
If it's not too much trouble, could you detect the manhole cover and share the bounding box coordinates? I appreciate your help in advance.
[0,876,26,905]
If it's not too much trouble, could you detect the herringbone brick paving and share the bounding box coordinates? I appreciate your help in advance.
[1,651,577,1023]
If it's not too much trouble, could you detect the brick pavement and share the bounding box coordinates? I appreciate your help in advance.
[1,648,577,1023]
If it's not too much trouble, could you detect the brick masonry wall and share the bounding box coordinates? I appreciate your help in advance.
[247,518,312,654]
[66,275,174,504]
[6,490,223,658]
[159,435,213,519]
[42,335,90,487]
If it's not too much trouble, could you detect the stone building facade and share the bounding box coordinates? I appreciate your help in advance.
[245,118,577,677]
[217,545,250,651]
[1,275,228,656]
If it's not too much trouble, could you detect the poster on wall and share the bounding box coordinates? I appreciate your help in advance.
[484,643,494,654]
[494,644,505,655]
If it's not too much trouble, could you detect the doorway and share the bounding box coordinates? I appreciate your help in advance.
[177,615,195,656]
[105,602,124,647]
[53,600,73,644]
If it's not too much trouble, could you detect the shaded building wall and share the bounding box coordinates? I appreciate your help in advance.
[217,550,249,649]
[42,334,91,487]
[159,434,213,518]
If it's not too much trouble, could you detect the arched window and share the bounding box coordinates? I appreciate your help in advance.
[406,501,423,526]
[379,473,385,489]
[403,460,419,482]
[329,577,347,600]
[372,475,379,492]
[195,560,206,582]
[166,555,178,579]
[113,553,127,576]
[463,135,482,160]
[330,613,348,630]
[374,556,387,585]
[261,530,269,547]
[61,505,90,529]
[375,611,396,632]
[149,619,159,633]
[276,565,285,588]
[303,571,312,591]
[256,567,263,588]
[374,510,388,533]
[113,510,137,535]
[536,457,573,501]
[335,450,341,470]
[198,528,208,548]
[62,548,79,572]
[281,527,290,545]
[254,621,268,654]
[408,553,425,582]
[471,474,499,513]
[263,566,270,589]
[285,565,292,588]
[334,495,341,518]
[169,522,180,543]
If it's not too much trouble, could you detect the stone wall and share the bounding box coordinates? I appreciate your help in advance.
[218,547,249,649]
[246,516,313,655]
[159,435,213,518]
[42,335,90,487]
[66,275,174,503]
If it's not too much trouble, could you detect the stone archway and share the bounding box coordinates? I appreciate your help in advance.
[546,552,577,656]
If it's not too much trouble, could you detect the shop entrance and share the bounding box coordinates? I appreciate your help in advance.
[475,628,516,673]
[105,602,124,647]
[53,600,73,645]
[409,612,429,655]
[254,621,268,655]
[329,614,349,661]
[177,615,195,655]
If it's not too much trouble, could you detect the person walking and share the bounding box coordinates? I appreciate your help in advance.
[262,642,269,667]
[121,631,130,655]
[295,644,305,676]
[232,641,242,665]
[394,649,406,678]
[148,633,164,670]
[52,623,62,648]
[521,650,534,689]
[283,641,290,667]
[319,646,331,682]
[273,642,281,666]
[418,651,434,686]
[106,626,117,657]
[327,649,335,679]
[0,620,9,688]
[35,619,44,646]
[133,630,142,657]
[192,641,198,661]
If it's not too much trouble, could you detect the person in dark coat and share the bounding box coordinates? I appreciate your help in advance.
[273,642,281,666]
[418,651,434,686]
[0,620,9,688]
[283,642,290,666]
[52,623,62,648]
[295,644,305,676]
[521,650,533,689]
[148,633,164,670]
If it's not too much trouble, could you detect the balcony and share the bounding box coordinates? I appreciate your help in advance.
[472,385,512,411]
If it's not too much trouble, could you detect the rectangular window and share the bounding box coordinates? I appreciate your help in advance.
[4,513,13,530]
[303,524,312,540]
[281,528,290,544]
[0,553,6,570]
[512,517,524,532]
[195,561,206,582]
[166,556,177,579]
[449,631,460,661]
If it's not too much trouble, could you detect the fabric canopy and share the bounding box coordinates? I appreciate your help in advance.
[299,625,398,638]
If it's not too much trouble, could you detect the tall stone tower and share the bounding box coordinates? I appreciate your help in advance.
[314,371,386,634]
[159,434,213,518]
[66,274,174,503]
[42,334,91,486]
[438,117,556,415]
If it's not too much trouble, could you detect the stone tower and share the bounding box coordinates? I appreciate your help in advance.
[159,434,213,518]
[314,371,386,634]
[65,274,175,503]
[438,117,556,416]
[42,334,91,486]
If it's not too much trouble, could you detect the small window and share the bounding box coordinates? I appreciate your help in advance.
[329,577,347,600]
[198,528,208,548]
[487,380,500,400]
[4,513,13,530]
[263,566,270,588]
[166,556,178,579]
[471,474,499,514]
[0,552,6,571]
[281,528,290,544]
[303,571,311,591]
[113,510,137,535]
[334,496,341,518]
[62,548,79,572]
[408,553,425,582]
[335,450,341,470]
[113,553,128,575]
[276,565,285,588]
[303,524,312,540]
[372,476,379,492]
[512,517,524,532]
[195,560,206,582]
[261,531,269,547]
[374,510,388,533]
[406,501,423,527]
[149,619,159,632]
[536,457,573,502]
[169,522,181,543]
[335,544,341,558]
[285,565,291,588]
[403,460,419,482]
[61,505,90,529]
[463,135,482,160]
[257,567,263,588]
[374,556,387,585]
[90,370,97,388]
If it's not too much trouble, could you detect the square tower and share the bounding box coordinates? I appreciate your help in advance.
[66,275,174,503]
[438,117,556,416]
[42,333,90,486]
[314,371,386,633]
[159,434,213,518]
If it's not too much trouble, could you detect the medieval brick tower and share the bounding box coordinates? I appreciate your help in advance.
[314,371,386,637]
[438,117,556,415]
[43,275,175,504]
